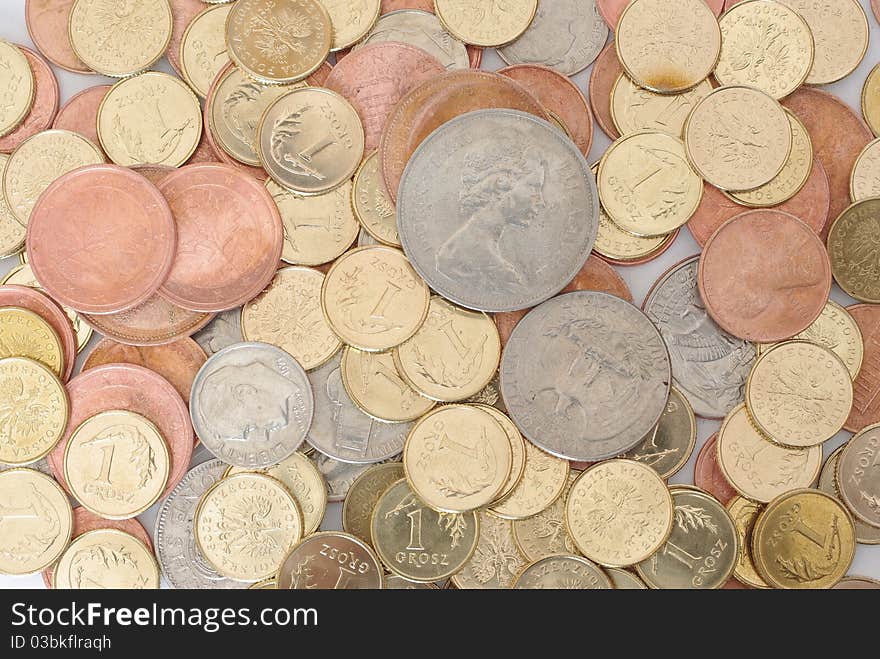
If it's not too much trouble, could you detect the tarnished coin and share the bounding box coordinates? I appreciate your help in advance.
[342,462,405,545]
[351,151,399,247]
[862,65,880,138]
[726,495,769,588]
[589,43,623,140]
[851,138,880,201]
[322,0,381,50]
[695,434,739,505]
[341,348,435,423]
[179,4,230,98]
[434,0,537,47]
[0,42,34,138]
[817,446,880,545]
[514,554,611,589]
[279,531,384,589]
[0,154,24,259]
[313,453,399,503]
[193,307,242,357]
[837,424,880,529]
[610,76,711,138]
[190,342,314,468]
[511,472,579,560]
[51,85,108,150]
[54,529,159,589]
[846,304,880,432]
[828,199,880,304]
[0,307,63,378]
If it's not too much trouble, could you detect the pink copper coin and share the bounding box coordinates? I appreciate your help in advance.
[325,42,446,151]
[873,0,880,23]
[0,285,76,382]
[167,0,206,77]
[687,159,830,247]
[186,128,220,165]
[698,210,831,342]
[27,165,177,315]
[25,0,92,74]
[597,0,724,27]
[51,85,110,151]
[48,363,194,498]
[845,304,880,433]
[498,64,594,157]
[588,43,621,141]
[381,0,433,11]
[157,163,283,312]
[130,164,176,186]
[0,47,59,154]
[694,434,738,506]
[723,578,751,589]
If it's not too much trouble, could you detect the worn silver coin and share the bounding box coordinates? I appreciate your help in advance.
[311,452,401,502]
[501,291,671,461]
[397,109,598,313]
[190,342,314,468]
[193,307,243,357]
[642,256,756,419]
[353,10,469,71]
[357,228,379,247]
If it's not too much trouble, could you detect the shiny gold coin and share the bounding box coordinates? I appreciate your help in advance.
[97,72,202,168]
[513,555,612,589]
[69,0,172,78]
[490,438,569,520]
[371,478,479,583]
[828,199,880,304]
[53,528,159,589]
[817,445,880,545]
[278,531,383,588]
[715,0,813,99]
[249,578,277,590]
[0,468,72,575]
[716,404,822,503]
[684,85,791,191]
[322,0,381,51]
[241,266,341,370]
[861,64,880,138]
[226,0,332,85]
[0,307,64,378]
[610,75,711,138]
[434,0,538,48]
[850,138,880,201]
[511,471,579,561]
[0,357,68,466]
[322,245,430,351]
[752,488,855,589]
[726,495,770,588]
[384,575,438,589]
[565,459,673,568]
[836,424,880,530]
[451,510,526,588]
[0,154,24,259]
[3,129,104,226]
[474,405,525,505]
[606,567,648,589]
[403,404,512,513]
[195,472,303,582]
[342,462,405,547]
[465,374,502,409]
[616,0,721,94]
[0,42,34,138]
[351,151,399,247]
[18,250,26,265]
[340,347,435,422]
[179,4,231,98]
[64,410,169,520]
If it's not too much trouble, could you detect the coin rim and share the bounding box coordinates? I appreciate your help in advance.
[276,530,384,588]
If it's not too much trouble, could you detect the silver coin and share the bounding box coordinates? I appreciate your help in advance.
[353,10,469,71]
[193,307,243,357]
[0,458,52,477]
[498,0,608,76]
[190,342,314,468]
[357,227,379,247]
[397,109,598,313]
[306,352,411,464]
[642,256,756,419]
[311,452,400,502]
[153,459,243,590]
[501,291,671,461]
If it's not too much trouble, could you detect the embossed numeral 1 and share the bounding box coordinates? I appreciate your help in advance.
[298,135,335,162]
[406,508,425,551]
[334,566,357,589]
[370,283,401,320]
[95,444,116,485]
[790,517,826,549]
[660,541,702,570]
[437,318,470,359]
[373,361,410,396]
[439,431,478,460]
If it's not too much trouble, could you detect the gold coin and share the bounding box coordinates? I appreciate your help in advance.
[616,0,721,94]
[817,445,880,545]
[434,0,538,48]
[340,347,435,422]
[778,0,868,85]
[610,75,712,138]
[321,245,430,351]
[465,374,502,408]
[322,0,381,51]
[249,578,277,589]
[714,0,813,99]
[850,137,880,201]
[751,488,855,589]
[69,0,172,77]
[277,530,383,588]
[18,250,26,265]
[511,471,579,561]
[226,0,332,85]
[513,555,612,589]
[828,199,880,304]
[490,438,569,520]
[384,575,439,589]
[53,528,160,589]
[268,180,359,266]
[726,495,770,588]
[836,423,880,530]
[684,85,791,191]
[451,510,525,589]
[241,266,341,370]
[3,129,104,226]
[97,72,203,168]
[474,404,525,505]
[0,468,72,575]
[351,151,399,247]
[861,64,880,138]
[716,404,822,503]
[179,4,231,98]
[0,307,64,378]
[0,42,34,138]
[728,111,813,207]
[0,357,68,466]
[403,404,512,513]
[342,462,405,546]
[371,478,479,583]
[0,154,25,259]
[64,410,169,520]
[606,567,648,589]
[195,472,303,582]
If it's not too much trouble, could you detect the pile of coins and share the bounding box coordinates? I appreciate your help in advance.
[0,0,878,590]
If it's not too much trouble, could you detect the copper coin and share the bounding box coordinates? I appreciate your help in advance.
[873,0,880,23]
[687,159,830,246]
[167,0,206,77]
[595,229,681,268]
[25,0,92,74]
[494,255,633,346]
[52,85,110,150]
[27,165,177,315]
[157,163,283,313]
[694,433,738,506]
[381,0,433,12]
[588,42,621,141]
[379,69,548,201]
[0,285,76,382]
[782,88,873,237]
[846,304,880,433]
[0,47,59,154]
[498,64,594,157]
[698,210,831,342]
[130,164,176,186]
[597,0,724,27]
[186,129,220,165]
[324,42,446,151]
[47,363,193,498]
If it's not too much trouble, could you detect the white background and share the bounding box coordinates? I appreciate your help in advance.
[0,0,878,588]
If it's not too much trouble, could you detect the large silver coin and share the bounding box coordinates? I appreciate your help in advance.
[643,256,756,419]
[353,10,469,71]
[397,109,598,312]
[190,342,314,468]
[154,459,242,590]
[311,452,401,502]
[501,291,671,461]
[193,307,243,357]
[306,352,411,464]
